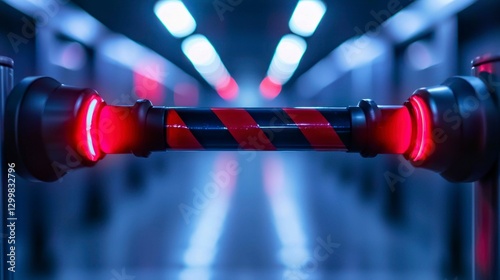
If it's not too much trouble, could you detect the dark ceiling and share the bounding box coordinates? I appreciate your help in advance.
[71,0,414,88]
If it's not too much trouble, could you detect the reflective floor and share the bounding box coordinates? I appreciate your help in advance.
[4,0,499,278]
[15,151,470,279]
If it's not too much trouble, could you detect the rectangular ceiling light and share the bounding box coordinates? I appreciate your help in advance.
[155,0,197,38]
[267,34,307,84]
[181,34,229,86]
[289,0,326,37]
[182,34,238,100]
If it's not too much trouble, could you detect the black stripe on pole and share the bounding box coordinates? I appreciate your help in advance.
[175,109,240,149]
[246,108,312,150]
[318,109,351,150]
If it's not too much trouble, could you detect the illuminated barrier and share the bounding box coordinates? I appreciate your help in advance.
[4,75,498,184]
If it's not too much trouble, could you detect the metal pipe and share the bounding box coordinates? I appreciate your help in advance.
[0,56,14,280]
[164,107,352,151]
[4,77,420,181]
[5,75,499,185]
[472,55,500,280]
[96,105,411,154]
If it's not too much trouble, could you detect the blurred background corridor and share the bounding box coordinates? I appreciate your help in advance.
[1,0,499,279]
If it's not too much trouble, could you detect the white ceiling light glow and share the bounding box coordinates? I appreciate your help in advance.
[182,34,230,86]
[182,34,238,100]
[267,34,307,84]
[155,0,197,38]
[289,0,327,37]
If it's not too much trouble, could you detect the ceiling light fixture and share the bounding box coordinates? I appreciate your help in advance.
[289,0,327,37]
[155,0,197,38]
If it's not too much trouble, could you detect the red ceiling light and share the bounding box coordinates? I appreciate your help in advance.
[260,76,282,100]
[216,77,239,100]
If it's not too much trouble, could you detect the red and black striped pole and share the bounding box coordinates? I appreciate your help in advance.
[166,107,352,151]
[5,62,500,279]
[4,77,423,182]
[91,100,413,158]
[7,76,498,184]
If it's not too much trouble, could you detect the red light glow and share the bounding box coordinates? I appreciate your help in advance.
[374,106,413,154]
[477,63,493,74]
[260,76,282,100]
[262,155,285,197]
[475,195,494,274]
[133,62,165,105]
[98,105,136,154]
[76,94,104,162]
[216,77,238,100]
[408,95,432,161]
[86,99,99,158]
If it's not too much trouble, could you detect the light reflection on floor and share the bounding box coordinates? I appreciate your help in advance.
[179,153,238,280]
[262,155,309,279]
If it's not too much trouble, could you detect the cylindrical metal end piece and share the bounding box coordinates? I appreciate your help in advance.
[404,76,498,182]
[472,54,500,280]
[5,77,101,182]
[350,100,412,157]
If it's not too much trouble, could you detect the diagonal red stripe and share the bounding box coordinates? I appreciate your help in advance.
[166,110,203,149]
[212,109,276,150]
[283,108,345,150]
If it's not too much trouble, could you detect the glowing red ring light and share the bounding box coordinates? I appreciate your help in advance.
[408,95,432,162]
[86,99,99,159]
[78,94,104,162]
